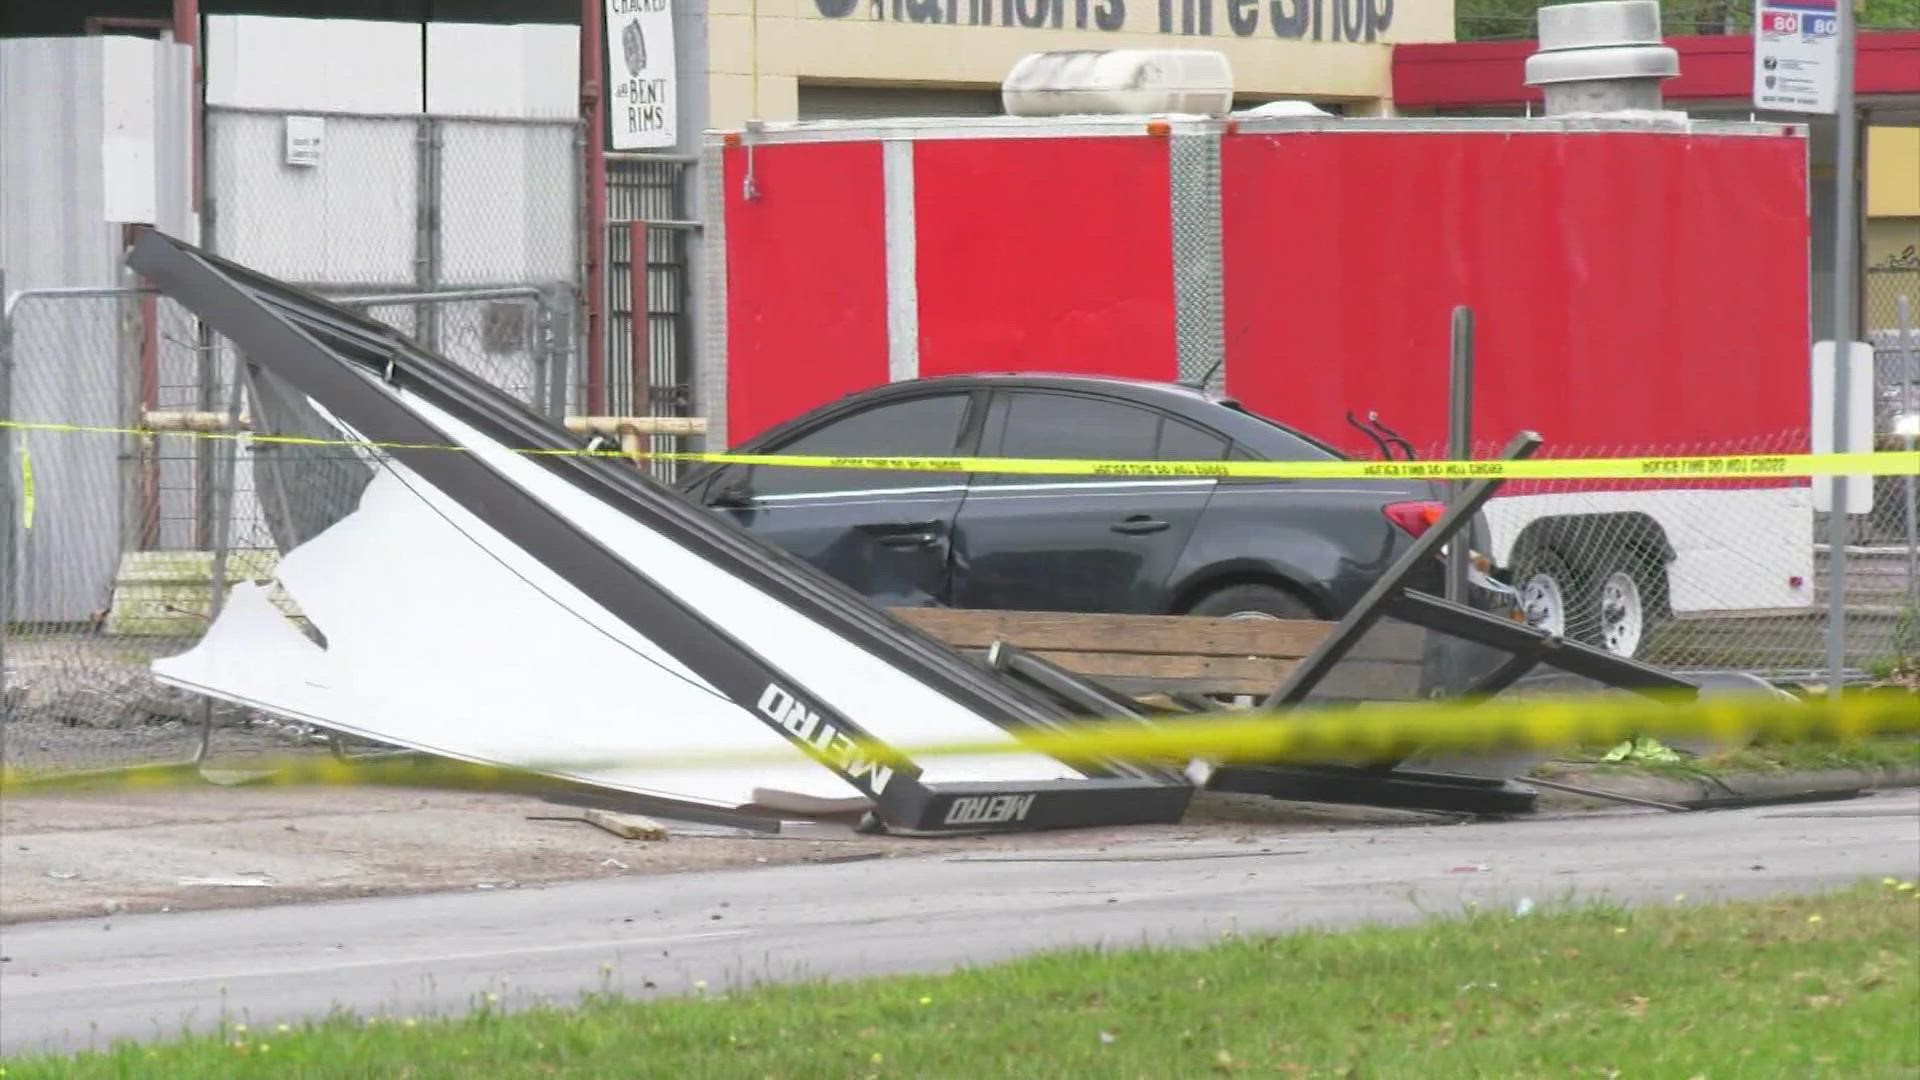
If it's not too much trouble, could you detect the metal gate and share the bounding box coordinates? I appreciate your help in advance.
[607,154,699,479]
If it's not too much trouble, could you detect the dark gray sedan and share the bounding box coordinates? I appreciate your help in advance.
[678,375,1516,621]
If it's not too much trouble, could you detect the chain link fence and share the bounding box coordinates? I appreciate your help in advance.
[334,287,576,417]
[0,281,585,776]
[2,290,279,774]
[1434,421,1918,680]
[1858,284,1920,682]
[0,110,725,780]
[1864,266,1919,543]
[204,105,586,411]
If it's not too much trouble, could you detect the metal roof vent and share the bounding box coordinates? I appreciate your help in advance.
[1001,50,1235,118]
[1523,1,1680,115]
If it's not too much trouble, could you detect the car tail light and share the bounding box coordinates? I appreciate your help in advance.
[1383,501,1446,537]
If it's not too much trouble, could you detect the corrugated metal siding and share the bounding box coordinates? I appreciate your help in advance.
[2,38,121,625]
[1,37,196,623]
[797,84,1003,121]
[0,38,115,292]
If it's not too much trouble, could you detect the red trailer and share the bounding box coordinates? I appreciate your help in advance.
[696,105,1813,656]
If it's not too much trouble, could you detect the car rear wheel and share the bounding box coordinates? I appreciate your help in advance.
[1184,583,1319,622]
[1182,584,1319,711]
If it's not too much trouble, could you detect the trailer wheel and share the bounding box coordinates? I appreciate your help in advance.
[1513,550,1580,640]
[1592,550,1665,660]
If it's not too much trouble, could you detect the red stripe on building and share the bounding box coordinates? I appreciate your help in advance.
[1392,30,1920,109]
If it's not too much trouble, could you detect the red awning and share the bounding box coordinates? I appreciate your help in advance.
[1393,30,1920,109]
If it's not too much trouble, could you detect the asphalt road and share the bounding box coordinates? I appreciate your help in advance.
[4,792,1917,1057]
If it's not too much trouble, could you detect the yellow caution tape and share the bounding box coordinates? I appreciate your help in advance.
[3,688,1913,796]
[677,450,1916,481]
[18,433,33,530]
[3,419,1916,481]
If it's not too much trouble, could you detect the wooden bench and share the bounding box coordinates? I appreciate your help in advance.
[891,608,1432,704]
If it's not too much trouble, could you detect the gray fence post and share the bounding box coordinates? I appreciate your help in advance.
[415,115,444,353]
[1,270,14,722]
[1898,295,1917,617]
[573,122,589,418]
[541,285,575,420]
[1446,305,1474,606]
[206,362,245,624]
[193,357,247,766]
[1824,8,1859,694]
[119,281,144,555]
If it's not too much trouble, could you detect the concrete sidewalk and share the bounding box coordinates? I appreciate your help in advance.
[0,784,1427,924]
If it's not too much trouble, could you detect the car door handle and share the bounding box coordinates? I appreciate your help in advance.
[878,531,939,548]
[1111,516,1171,536]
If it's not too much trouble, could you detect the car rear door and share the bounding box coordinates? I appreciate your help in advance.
[948,389,1227,613]
[699,392,974,607]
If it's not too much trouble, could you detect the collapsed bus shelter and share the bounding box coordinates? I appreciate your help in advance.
[127,230,1194,835]
[126,232,1801,833]
[935,434,1793,818]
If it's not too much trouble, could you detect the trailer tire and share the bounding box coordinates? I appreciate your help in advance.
[1591,549,1665,660]
[1512,549,1583,641]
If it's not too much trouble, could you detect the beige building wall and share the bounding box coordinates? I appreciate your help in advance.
[1866,126,1920,219]
[1864,126,1919,333]
[703,0,1456,128]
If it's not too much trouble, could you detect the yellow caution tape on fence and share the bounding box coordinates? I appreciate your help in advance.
[3,688,1914,797]
[3,419,1917,481]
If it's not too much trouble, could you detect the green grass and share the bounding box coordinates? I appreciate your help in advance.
[1534,735,1920,780]
[10,883,1919,1079]
[1685,736,1920,775]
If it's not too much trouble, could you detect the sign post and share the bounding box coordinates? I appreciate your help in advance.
[1754,0,1855,691]
[1823,2,1856,698]
[1755,0,1855,693]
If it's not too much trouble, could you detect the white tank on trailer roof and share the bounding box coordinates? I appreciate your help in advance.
[1001,50,1234,118]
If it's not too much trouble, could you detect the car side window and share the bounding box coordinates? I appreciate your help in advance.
[980,392,1226,484]
[736,393,970,499]
[1157,415,1231,463]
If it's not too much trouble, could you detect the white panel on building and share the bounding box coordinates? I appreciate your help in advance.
[3,38,111,289]
[206,15,423,113]
[2,36,192,287]
[100,36,158,225]
[426,22,580,119]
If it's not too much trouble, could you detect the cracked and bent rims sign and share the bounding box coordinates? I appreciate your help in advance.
[607,0,678,150]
